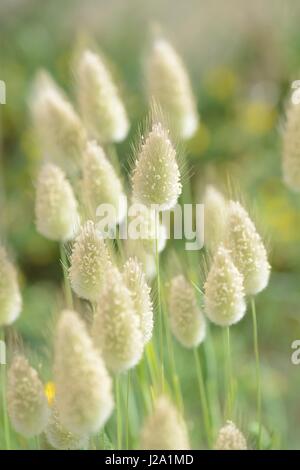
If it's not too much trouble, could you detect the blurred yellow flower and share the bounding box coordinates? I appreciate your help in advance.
[204,66,238,101]
[45,381,56,406]
[240,101,276,135]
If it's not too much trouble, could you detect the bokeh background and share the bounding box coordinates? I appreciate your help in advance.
[1,0,300,449]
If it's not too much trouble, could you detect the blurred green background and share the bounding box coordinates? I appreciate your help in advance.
[1,0,300,449]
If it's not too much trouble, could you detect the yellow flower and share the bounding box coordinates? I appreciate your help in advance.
[45,381,56,406]
[240,101,276,135]
[204,67,238,101]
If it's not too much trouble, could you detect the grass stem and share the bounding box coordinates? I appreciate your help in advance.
[251,297,262,450]
[193,347,212,447]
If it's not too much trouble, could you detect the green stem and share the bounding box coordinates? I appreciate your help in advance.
[59,243,73,309]
[126,371,130,450]
[251,297,262,450]
[155,215,164,392]
[115,376,122,450]
[224,326,234,419]
[1,328,10,450]
[193,347,212,447]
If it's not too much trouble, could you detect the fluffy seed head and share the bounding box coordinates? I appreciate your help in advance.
[127,202,167,254]
[167,274,206,348]
[92,267,144,373]
[226,201,270,295]
[282,101,300,191]
[147,39,198,139]
[132,122,182,210]
[46,404,89,450]
[203,185,228,251]
[54,310,114,436]
[125,239,156,281]
[140,395,190,450]
[204,245,246,326]
[215,421,247,450]
[0,247,22,326]
[35,163,79,242]
[82,141,126,225]
[7,355,49,437]
[69,221,112,302]
[122,257,153,345]
[30,71,86,170]
[76,49,129,143]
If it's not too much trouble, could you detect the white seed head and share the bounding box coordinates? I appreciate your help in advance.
[69,221,112,302]
[35,163,79,242]
[0,247,22,326]
[46,404,89,450]
[82,141,126,225]
[147,39,198,139]
[204,245,246,326]
[128,202,167,254]
[226,201,270,295]
[76,49,129,143]
[7,355,49,438]
[122,257,153,345]
[92,267,144,373]
[167,274,206,348]
[132,122,182,210]
[215,421,247,450]
[30,71,86,169]
[125,239,156,281]
[203,185,228,251]
[282,101,300,191]
[54,310,114,436]
[140,395,190,450]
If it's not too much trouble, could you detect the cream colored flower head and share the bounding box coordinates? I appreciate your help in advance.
[76,49,129,143]
[7,355,50,438]
[203,185,228,251]
[167,274,206,348]
[225,201,270,295]
[30,70,86,170]
[283,100,300,191]
[92,266,144,373]
[132,121,182,211]
[35,163,79,242]
[147,38,198,139]
[54,310,114,436]
[69,220,112,302]
[81,140,127,225]
[140,395,190,450]
[215,421,247,450]
[122,257,153,345]
[0,247,22,326]
[204,245,246,326]
[46,403,89,450]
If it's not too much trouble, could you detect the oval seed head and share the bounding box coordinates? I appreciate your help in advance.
[0,247,22,326]
[54,310,114,436]
[282,101,300,191]
[140,395,190,450]
[76,49,129,143]
[82,141,127,225]
[215,421,247,450]
[203,185,228,251]
[69,221,112,302]
[92,267,144,373]
[204,245,246,326]
[226,201,270,295]
[46,404,89,450]
[35,163,79,242]
[128,202,167,254]
[7,355,50,438]
[125,239,156,281]
[147,39,198,140]
[167,274,206,348]
[30,71,86,169]
[132,122,182,211]
[122,257,153,345]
